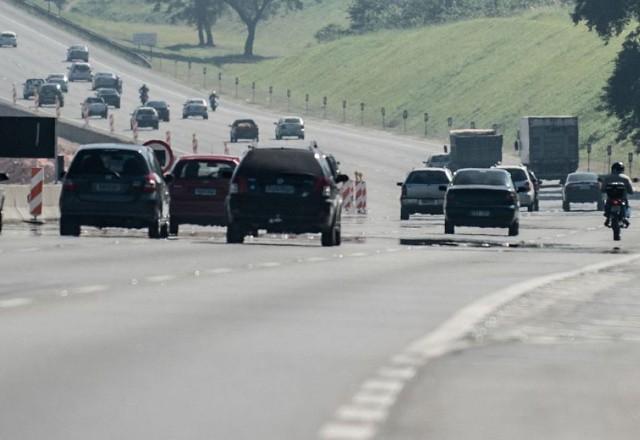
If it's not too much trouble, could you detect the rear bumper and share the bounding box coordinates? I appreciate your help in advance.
[136,119,158,128]
[445,205,518,228]
[60,197,161,228]
[401,198,444,214]
[564,189,602,203]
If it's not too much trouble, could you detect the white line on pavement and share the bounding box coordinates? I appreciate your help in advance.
[73,285,109,295]
[145,275,177,283]
[0,298,33,308]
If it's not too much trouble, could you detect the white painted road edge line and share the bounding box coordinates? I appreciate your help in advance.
[0,298,33,309]
[318,253,640,440]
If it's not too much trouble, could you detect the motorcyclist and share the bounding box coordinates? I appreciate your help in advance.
[602,161,634,227]
[209,90,218,110]
[139,84,149,104]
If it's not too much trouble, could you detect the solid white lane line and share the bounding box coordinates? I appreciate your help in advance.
[351,392,396,408]
[377,366,417,381]
[306,257,328,262]
[0,298,33,308]
[319,423,376,440]
[73,285,109,295]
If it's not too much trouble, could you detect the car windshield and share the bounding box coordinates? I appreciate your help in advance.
[284,118,301,124]
[74,65,90,71]
[174,160,236,180]
[68,150,148,177]
[453,169,511,186]
[99,89,117,95]
[567,173,598,183]
[138,109,155,115]
[406,170,450,184]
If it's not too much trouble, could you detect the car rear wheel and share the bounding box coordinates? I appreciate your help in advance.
[527,203,534,212]
[508,221,519,237]
[148,218,161,239]
[444,220,454,234]
[169,220,179,236]
[321,224,337,247]
[533,199,540,211]
[226,223,245,244]
[60,216,80,236]
[562,201,570,212]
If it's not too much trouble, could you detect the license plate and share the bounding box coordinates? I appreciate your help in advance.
[470,210,491,217]
[265,184,295,195]
[194,188,216,196]
[94,183,123,193]
[419,199,441,206]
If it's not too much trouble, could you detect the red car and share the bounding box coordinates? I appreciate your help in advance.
[168,155,239,235]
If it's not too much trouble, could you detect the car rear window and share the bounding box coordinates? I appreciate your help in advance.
[1,33,15,37]
[74,65,90,71]
[406,170,450,184]
[174,160,236,180]
[148,101,166,108]
[99,89,117,95]
[86,97,102,103]
[503,168,528,182]
[453,169,510,186]
[237,150,322,177]
[138,109,155,115]
[68,150,149,177]
[284,118,301,124]
[567,173,598,183]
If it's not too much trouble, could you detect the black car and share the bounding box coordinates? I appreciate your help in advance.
[0,172,8,233]
[96,88,121,108]
[67,45,89,62]
[444,168,521,236]
[131,107,159,130]
[225,147,349,246]
[38,83,64,107]
[59,144,171,238]
[23,78,44,99]
[147,100,170,122]
[230,119,259,143]
[92,72,122,93]
[562,171,603,211]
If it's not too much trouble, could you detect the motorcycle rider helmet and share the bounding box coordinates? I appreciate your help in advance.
[612,162,625,174]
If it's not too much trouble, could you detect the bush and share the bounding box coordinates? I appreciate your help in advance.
[315,23,350,42]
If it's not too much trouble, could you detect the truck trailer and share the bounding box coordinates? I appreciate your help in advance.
[448,129,503,171]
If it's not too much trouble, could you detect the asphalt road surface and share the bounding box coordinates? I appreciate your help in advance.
[1,3,640,439]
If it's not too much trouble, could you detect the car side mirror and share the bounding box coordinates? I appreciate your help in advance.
[0,173,8,182]
[443,145,448,153]
[336,174,349,184]
[163,173,174,184]
[397,182,404,187]
[439,185,448,191]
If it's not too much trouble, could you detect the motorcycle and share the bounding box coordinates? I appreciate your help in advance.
[209,95,218,111]
[139,89,149,105]
[605,182,629,241]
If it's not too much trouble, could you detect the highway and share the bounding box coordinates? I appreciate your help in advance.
[1,2,640,439]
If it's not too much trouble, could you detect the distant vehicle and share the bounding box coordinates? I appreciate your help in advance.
[495,165,539,212]
[397,167,452,220]
[425,153,450,168]
[182,99,208,119]
[167,155,240,235]
[96,88,121,108]
[46,73,68,92]
[22,78,44,99]
[82,96,108,119]
[0,172,8,233]
[37,83,64,107]
[68,62,93,82]
[226,147,349,246]
[230,119,259,143]
[146,100,170,122]
[59,144,171,238]
[448,129,503,171]
[562,171,603,212]
[92,72,122,93]
[444,168,521,236]
[604,182,628,241]
[66,45,89,62]
[275,117,305,140]
[131,107,159,130]
[516,116,579,182]
[0,31,17,47]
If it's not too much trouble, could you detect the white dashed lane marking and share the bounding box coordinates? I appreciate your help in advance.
[0,298,33,309]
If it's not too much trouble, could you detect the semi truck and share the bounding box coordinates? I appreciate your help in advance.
[448,129,503,171]
[516,116,579,182]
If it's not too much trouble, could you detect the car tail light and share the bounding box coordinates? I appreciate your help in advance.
[315,176,332,197]
[230,176,248,194]
[143,174,158,193]
[507,192,518,204]
[62,179,77,191]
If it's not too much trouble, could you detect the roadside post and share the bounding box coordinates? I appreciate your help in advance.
[381,107,386,129]
[82,104,89,127]
[192,133,198,154]
[322,96,327,119]
[109,114,115,133]
[132,120,138,142]
[27,167,44,223]
[305,94,310,113]
[360,103,365,125]
[218,72,222,93]
[607,144,612,171]
[202,66,207,89]
[165,130,171,146]
[342,100,347,123]
[424,112,429,137]
[447,116,453,129]
[188,61,192,80]
[402,110,408,132]
[34,91,39,112]
[55,96,61,118]
[470,121,476,129]
[268,86,273,106]
[234,77,239,98]
[587,143,592,171]
[12,83,16,105]
[287,89,291,112]
[629,152,634,178]
[252,82,256,103]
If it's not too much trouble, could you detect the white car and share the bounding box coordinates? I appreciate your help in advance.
[0,31,17,48]
[398,167,453,219]
[495,165,538,211]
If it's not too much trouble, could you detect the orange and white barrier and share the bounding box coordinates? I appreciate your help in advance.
[109,114,115,133]
[12,83,16,104]
[354,172,367,214]
[223,141,229,155]
[82,105,89,127]
[33,91,39,111]
[340,182,355,213]
[132,120,139,142]
[55,96,61,118]
[165,130,172,146]
[192,133,198,154]
[27,167,44,219]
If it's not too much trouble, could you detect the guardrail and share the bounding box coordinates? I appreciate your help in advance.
[7,0,151,68]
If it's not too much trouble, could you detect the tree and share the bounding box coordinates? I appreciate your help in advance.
[222,0,304,56]
[150,0,225,47]
[573,0,640,144]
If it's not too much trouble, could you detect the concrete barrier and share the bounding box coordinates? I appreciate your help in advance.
[1,184,61,222]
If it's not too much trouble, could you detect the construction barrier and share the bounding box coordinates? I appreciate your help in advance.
[132,120,138,143]
[82,104,89,127]
[27,167,44,220]
[11,83,16,105]
[192,133,198,154]
[354,172,367,214]
[33,91,39,111]
[55,96,61,118]
[165,130,171,146]
[109,114,115,133]
[340,182,354,213]
[223,141,229,155]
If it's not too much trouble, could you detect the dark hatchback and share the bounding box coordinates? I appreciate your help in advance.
[59,144,171,238]
[96,88,121,108]
[92,73,122,93]
[226,147,349,246]
[168,155,239,235]
[444,168,521,236]
[131,107,159,130]
[562,171,603,211]
[147,100,170,122]
[230,119,259,143]
[38,83,64,106]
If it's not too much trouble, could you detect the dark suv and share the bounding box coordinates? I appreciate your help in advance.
[59,144,171,238]
[38,83,64,107]
[226,147,349,246]
[230,119,259,143]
